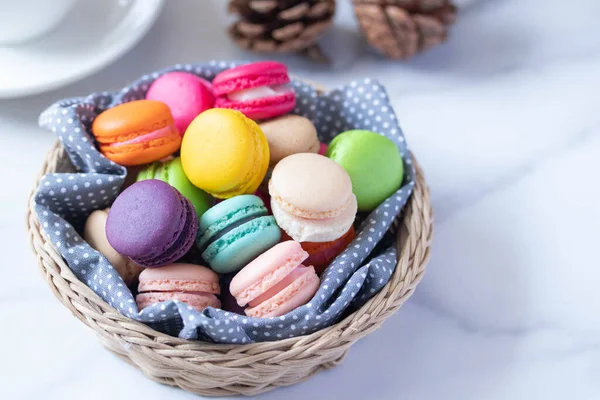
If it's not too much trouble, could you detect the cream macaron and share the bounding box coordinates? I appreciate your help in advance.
[84,209,143,286]
[269,153,357,243]
[259,114,320,168]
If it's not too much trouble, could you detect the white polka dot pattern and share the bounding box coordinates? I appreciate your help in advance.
[33,61,415,343]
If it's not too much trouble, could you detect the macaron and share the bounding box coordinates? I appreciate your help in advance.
[281,226,356,275]
[137,157,213,219]
[230,241,320,318]
[92,100,181,166]
[83,209,144,286]
[213,61,296,120]
[326,130,405,211]
[136,263,221,311]
[318,142,328,155]
[269,153,357,243]
[181,108,270,199]
[146,72,215,135]
[106,180,198,268]
[258,115,320,168]
[197,194,281,274]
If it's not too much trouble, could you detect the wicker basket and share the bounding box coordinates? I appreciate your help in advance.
[27,140,432,396]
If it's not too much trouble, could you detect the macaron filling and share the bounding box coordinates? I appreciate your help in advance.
[201,216,278,263]
[271,194,357,243]
[248,264,311,308]
[109,123,178,147]
[233,248,309,307]
[197,202,268,249]
[136,291,221,311]
[272,190,353,221]
[212,62,291,96]
[138,279,220,294]
[200,213,262,249]
[227,85,293,102]
[245,266,319,318]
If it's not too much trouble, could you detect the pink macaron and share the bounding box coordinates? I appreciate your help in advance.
[212,61,296,121]
[136,263,221,311]
[318,142,328,155]
[146,72,215,136]
[230,241,320,318]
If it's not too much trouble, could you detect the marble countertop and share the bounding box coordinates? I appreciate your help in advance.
[2,0,599,398]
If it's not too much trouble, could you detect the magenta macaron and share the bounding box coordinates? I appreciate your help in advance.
[230,241,320,318]
[146,71,215,135]
[106,179,198,268]
[213,61,296,121]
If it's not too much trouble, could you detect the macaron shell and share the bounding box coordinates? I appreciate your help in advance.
[229,240,308,306]
[326,130,405,211]
[106,180,185,260]
[198,194,265,234]
[269,153,354,219]
[92,100,173,141]
[162,158,213,218]
[136,292,221,311]
[318,142,328,155]
[99,129,181,167]
[258,115,320,166]
[138,263,220,294]
[133,192,198,267]
[215,91,296,121]
[181,109,269,198]
[212,61,290,95]
[271,192,357,243]
[92,100,181,166]
[245,266,319,318]
[83,209,143,286]
[197,195,267,250]
[146,72,215,135]
[137,158,213,219]
[248,264,310,307]
[136,162,159,181]
[202,216,281,274]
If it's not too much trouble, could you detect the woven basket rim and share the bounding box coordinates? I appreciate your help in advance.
[27,112,433,395]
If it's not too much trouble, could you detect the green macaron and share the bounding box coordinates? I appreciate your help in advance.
[137,157,213,219]
[326,130,404,211]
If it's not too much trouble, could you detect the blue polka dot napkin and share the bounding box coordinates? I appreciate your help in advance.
[34,61,415,343]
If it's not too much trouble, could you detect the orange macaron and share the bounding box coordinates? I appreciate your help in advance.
[92,100,181,166]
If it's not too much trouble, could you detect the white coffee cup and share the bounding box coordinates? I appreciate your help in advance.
[0,0,78,45]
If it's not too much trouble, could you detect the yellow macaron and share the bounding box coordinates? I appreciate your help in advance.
[181,108,269,198]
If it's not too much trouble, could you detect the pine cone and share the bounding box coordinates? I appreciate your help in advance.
[352,0,457,60]
[228,0,336,60]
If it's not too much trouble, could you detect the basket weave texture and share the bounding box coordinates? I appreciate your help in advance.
[27,140,432,396]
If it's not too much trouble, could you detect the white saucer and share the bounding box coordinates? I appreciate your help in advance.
[0,0,164,98]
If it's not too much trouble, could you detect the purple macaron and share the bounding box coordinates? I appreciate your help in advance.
[106,179,198,268]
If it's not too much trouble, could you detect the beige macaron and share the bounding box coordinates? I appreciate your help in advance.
[259,115,320,168]
[269,153,357,243]
[84,209,144,286]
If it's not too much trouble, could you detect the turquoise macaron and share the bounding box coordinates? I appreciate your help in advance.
[196,194,281,274]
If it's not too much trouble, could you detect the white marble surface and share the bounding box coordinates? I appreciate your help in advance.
[2,0,600,398]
